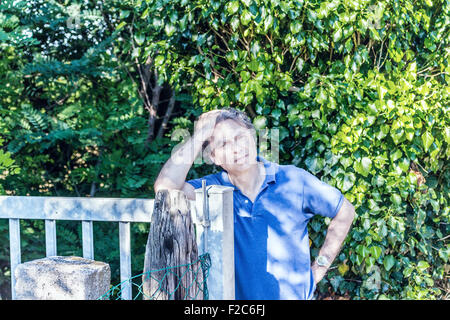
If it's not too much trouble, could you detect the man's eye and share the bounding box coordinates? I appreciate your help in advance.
[216,141,226,148]
[235,135,245,143]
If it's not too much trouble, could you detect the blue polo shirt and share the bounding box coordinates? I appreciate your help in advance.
[187,157,344,300]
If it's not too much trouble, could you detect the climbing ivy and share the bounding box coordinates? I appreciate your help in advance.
[125,0,449,299]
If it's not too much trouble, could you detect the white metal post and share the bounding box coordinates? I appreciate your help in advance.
[45,219,57,257]
[9,218,21,300]
[119,222,132,300]
[82,221,94,260]
[194,185,234,300]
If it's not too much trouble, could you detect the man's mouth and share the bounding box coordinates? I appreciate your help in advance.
[235,154,248,162]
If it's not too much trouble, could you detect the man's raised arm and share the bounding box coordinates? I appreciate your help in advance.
[153,110,220,199]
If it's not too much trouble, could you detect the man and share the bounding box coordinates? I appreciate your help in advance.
[154,108,355,300]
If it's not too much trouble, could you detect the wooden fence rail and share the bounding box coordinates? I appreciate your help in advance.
[0,185,234,300]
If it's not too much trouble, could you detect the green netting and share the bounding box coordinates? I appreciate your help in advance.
[98,253,211,300]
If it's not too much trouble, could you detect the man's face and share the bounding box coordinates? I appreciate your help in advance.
[208,119,258,173]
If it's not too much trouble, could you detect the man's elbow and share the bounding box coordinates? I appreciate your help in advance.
[340,197,356,224]
[154,182,170,194]
[153,179,181,194]
[346,199,356,223]
[153,179,169,194]
[153,182,161,194]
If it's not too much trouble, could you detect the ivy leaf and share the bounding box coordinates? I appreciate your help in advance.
[365,256,376,273]
[398,158,410,172]
[355,254,364,266]
[230,16,240,31]
[240,70,251,82]
[264,14,273,32]
[240,10,252,25]
[134,33,145,46]
[120,10,130,19]
[390,193,402,206]
[250,41,260,58]
[417,260,430,272]
[155,55,165,66]
[390,127,404,145]
[369,246,382,259]
[290,21,302,34]
[315,87,327,104]
[227,1,240,15]
[296,57,305,72]
[329,275,344,291]
[356,244,369,258]
[342,172,356,192]
[363,265,381,290]
[305,156,324,174]
[383,255,395,271]
[354,157,372,177]
[403,266,414,277]
[340,156,353,169]
[444,127,450,144]
[338,261,349,276]
[333,28,342,42]
[438,247,449,263]
[421,131,434,152]
[390,149,403,162]
[164,24,176,37]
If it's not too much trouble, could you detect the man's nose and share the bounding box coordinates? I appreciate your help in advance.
[236,136,250,150]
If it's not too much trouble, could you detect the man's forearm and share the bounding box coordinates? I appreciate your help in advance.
[312,198,355,284]
[154,135,203,191]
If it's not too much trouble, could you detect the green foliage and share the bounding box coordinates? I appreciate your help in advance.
[0,0,448,300]
[0,0,171,294]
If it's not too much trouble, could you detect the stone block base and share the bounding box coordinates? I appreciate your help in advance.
[15,256,110,300]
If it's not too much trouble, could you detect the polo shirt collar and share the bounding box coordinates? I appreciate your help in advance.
[219,155,278,188]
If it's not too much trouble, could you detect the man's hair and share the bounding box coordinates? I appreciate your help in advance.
[214,107,254,130]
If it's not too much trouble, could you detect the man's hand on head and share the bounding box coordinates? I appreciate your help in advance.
[193,110,222,144]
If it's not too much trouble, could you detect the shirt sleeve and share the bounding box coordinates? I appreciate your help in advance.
[301,169,344,219]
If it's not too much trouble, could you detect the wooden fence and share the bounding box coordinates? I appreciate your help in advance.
[0,185,234,300]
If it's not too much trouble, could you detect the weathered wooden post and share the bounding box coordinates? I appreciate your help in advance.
[142,189,203,300]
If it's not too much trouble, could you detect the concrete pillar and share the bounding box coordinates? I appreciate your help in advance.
[14,256,110,300]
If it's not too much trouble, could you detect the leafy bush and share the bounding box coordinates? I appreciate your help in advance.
[0,0,168,295]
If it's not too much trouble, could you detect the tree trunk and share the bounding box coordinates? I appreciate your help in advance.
[142,189,203,300]
[146,78,161,143]
[156,89,175,140]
